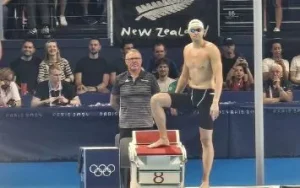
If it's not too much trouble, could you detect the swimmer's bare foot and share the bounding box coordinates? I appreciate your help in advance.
[200,181,210,188]
[148,138,170,148]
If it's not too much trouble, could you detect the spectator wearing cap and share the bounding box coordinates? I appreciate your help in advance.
[156,58,176,92]
[221,37,252,86]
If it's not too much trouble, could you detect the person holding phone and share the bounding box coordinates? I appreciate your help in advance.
[221,37,252,86]
[31,64,81,107]
[226,63,254,91]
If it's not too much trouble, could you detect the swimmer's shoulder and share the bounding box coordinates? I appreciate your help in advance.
[184,43,193,50]
[204,40,218,48]
[204,40,221,55]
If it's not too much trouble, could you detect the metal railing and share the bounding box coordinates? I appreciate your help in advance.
[0,0,114,45]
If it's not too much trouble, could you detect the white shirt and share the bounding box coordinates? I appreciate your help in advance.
[262,58,289,73]
[157,77,175,92]
[290,55,300,80]
[0,82,21,105]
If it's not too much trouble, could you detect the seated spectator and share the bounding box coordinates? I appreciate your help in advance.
[156,58,175,92]
[111,41,134,81]
[263,64,293,104]
[31,65,80,107]
[26,0,50,38]
[75,38,111,94]
[146,43,179,79]
[0,68,21,107]
[226,63,254,91]
[221,37,252,84]
[10,40,41,94]
[263,40,289,80]
[38,40,73,83]
[289,55,300,86]
[168,65,189,93]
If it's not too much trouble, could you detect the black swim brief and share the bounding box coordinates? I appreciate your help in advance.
[169,88,215,130]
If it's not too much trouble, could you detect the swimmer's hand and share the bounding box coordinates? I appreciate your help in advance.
[210,103,219,121]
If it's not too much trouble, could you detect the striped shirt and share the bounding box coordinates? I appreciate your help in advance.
[37,58,73,83]
[111,71,160,129]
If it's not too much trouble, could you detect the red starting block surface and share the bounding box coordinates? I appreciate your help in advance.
[136,145,182,156]
[133,130,179,145]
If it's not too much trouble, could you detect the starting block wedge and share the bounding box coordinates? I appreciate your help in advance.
[129,130,187,188]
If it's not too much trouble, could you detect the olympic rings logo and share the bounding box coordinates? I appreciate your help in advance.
[89,164,116,177]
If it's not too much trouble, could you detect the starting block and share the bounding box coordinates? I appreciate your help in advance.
[129,130,187,188]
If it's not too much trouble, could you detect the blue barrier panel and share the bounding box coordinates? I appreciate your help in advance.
[79,147,120,188]
[229,103,300,158]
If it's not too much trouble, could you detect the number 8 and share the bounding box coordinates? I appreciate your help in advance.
[153,172,164,184]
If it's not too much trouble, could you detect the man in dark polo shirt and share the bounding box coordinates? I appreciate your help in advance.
[31,64,81,107]
[110,48,160,188]
[75,38,111,94]
[263,64,293,104]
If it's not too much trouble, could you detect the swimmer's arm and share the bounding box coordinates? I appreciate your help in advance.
[175,47,189,93]
[209,44,223,104]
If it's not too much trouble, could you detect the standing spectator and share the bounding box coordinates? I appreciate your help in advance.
[26,0,50,38]
[3,0,11,32]
[263,0,283,32]
[55,0,68,26]
[0,41,2,60]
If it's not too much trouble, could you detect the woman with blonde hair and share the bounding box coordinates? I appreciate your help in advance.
[38,40,74,83]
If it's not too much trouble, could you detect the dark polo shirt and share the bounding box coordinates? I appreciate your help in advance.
[111,71,160,129]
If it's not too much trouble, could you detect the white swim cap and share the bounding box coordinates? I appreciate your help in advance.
[188,19,204,30]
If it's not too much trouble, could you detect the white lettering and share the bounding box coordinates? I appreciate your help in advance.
[170,30,177,36]
[121,27,152,37]
[164,29,170,35]
[132,29,137,35]
[121,27,131,36]
[156,28,164,37]
[138,28,152,36]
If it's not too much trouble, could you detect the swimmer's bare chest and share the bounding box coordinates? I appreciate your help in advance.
[185,45,214,89]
